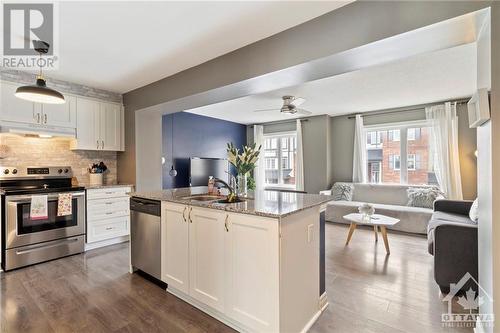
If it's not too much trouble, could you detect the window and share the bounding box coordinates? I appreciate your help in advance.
[264,133,297,187]
[365,125,437,185]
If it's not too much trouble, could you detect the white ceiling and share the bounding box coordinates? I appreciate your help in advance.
[37,1,350,93]
[185,42,477,125]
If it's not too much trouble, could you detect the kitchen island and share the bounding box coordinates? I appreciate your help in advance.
[130,187,332,333]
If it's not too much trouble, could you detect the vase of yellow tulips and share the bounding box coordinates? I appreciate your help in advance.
[227,142,261,197]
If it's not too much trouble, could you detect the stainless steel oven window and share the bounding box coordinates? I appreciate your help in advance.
[17,197,78,234]
[5,191,86,249]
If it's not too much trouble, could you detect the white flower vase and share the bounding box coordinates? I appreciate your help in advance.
[89,173,104,186]
[358,203,375,222]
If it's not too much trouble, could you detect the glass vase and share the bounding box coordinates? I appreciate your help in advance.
[236,173,248,197]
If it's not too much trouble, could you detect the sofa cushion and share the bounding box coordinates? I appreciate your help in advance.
[407,187,444,209]
[325,200,433,234]
[426,212,477,255]
[331,182,354,201]
[350,183,440,206]
[469,198,479,223]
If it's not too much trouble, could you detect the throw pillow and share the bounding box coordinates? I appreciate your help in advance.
[331,183,354,201]
[469,198,479,224]
[407,187,443,209]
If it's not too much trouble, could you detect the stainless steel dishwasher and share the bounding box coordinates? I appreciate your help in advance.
[130,197,161,279]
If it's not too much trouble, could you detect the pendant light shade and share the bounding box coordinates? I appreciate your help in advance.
[15,40,65,104]
[16,77,65,104]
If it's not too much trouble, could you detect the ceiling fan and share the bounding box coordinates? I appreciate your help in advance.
[254,95,312,115]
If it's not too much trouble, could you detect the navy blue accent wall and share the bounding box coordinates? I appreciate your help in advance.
[162,112,247,189]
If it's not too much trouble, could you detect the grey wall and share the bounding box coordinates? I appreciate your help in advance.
[120,1,492,187]
[329,104,477,199]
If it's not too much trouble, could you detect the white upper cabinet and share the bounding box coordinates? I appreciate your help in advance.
[39,95,77,128]
[73,98,100,150]
[1,81,37,123]
[71,96,124,151]
[0,81,76,128]
[101,102,121,151]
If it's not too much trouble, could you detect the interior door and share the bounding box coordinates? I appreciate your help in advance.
[225,213,280,332]
[41,95,76,128]
[74,97,100,150]
[161,202,189,293]
[188,207,226,312]
[0,81,36,123]
[101,102,121,151]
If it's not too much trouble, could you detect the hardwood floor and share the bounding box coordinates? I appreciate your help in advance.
[0,223,472,333]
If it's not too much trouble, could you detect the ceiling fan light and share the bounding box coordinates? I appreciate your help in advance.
[15,78,66,104]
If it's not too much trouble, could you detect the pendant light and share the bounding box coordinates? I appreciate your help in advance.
[169,113,177,177]
[15,40,65,104]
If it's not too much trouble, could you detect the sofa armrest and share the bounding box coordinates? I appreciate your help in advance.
[319,190,332,196]
[433,224,478,288]
[434,199,473,216]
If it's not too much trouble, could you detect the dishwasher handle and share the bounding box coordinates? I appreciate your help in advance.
[130,197,161,216]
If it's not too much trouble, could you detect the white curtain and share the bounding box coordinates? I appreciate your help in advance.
[352,115,367,183]
[295,119,305,191]
[253,125,266,190]
[425,102,463,199]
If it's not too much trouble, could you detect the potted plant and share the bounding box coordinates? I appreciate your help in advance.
[227,142,261,197]
[88,161,108,186]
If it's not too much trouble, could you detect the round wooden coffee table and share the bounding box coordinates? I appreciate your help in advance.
[343,213,400,254]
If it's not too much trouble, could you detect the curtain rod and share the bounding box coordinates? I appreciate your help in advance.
[250,118,309,126]
[346,98,470,120]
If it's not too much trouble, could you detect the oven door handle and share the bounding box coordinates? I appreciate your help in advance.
[15,237,80,255]
[7,191,85,204]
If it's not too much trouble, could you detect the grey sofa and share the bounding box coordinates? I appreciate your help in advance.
[322,183,436,234]
[427,199,478,293]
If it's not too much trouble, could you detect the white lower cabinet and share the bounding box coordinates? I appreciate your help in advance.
[86,186,131,246]
[161,202,189,293]
[224,213,280,332]
[189,207,226,312]
[161,202,279,332]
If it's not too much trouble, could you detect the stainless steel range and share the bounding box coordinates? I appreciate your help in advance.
[1,166,85,271]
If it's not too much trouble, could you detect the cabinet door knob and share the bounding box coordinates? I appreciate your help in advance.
[97,140,99,149]
[44,114,47,124]
[37,113,41,123]
[225,214,229,232]
[102,140,104,149]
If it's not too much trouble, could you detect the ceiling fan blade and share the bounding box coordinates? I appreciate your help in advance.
[254,108,280,113]
[295,108,312,115]
[290,97,305,107]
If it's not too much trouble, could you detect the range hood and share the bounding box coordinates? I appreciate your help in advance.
[0,120,76,138]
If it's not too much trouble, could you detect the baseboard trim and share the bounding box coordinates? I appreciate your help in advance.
[319,292,329,312]
[167,287,250,332]
[85,236,129,251]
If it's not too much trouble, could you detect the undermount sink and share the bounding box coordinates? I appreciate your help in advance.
[215,198,246,204]
[181,195,222,201]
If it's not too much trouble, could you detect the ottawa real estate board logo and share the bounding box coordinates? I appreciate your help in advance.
[2,2,59,69]
[442,272,494,329]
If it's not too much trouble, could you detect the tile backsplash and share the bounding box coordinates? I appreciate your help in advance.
[0,134,117,186]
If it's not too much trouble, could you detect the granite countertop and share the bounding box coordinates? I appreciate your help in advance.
[130,186,334,218]
[85,184,134,190]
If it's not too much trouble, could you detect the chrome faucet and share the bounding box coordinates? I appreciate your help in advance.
[213,177,235,196]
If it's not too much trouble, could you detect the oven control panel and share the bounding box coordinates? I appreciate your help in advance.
[27,168,50,175]
[0,166,73,179]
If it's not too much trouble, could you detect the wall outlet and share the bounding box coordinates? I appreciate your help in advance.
[307,224,314,243]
